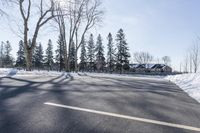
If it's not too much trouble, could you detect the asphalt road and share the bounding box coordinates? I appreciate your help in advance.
[0,74,200,133]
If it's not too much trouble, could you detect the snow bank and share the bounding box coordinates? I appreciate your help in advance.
[0,68,11,77]
[165,73,200,103]
[84,72,164,80]
[0,68,66,77]
[0,68,164,80]
[16,70,64,77]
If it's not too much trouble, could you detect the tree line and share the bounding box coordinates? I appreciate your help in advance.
[0,0,172,73]
[1,29,131,73]
[0,0,104,72]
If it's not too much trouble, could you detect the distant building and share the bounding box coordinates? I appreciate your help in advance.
[129,63,172,74]
[151,64,172,73]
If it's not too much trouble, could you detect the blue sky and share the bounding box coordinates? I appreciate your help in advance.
[1,0,200,71]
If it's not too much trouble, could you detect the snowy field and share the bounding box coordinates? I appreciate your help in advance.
[166,73,200,103]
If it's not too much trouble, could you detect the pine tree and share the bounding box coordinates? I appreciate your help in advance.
[107,33,116,73]
[87,34,95,71]
[55,35,64,72]
[45,39,54,71]
[4,41,13,67]
[0,42,4,67]
[33,43,44,70]
[95,34,105,72]
[79,37,87,71]
[69,41,76,71]
[16,40,26,68]
[116,29,130,74]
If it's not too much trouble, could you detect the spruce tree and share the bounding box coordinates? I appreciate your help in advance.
[16,40,25,68]
[107,33,116,73]
[55,35,64,72]
[87,34,95,71]
[95,34,105,72]
[45,39,54,71]
[79,37,87,71]
[69,41,76,71]
[4,41,13,67]
[0,42,4,67]
[116,29,130,73]
[33,43,44,70]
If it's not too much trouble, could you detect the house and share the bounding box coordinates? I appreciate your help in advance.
[151,64,172,73]
[129,63,172,74]
[129,64,145,72]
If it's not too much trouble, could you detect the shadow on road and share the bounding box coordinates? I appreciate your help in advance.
[0,73,74,100]
[0,73,200,133]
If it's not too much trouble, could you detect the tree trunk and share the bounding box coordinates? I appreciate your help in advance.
[67,41,71,72]
[64,43,68,72]
[25,49,32,71]
[75,50,78,72]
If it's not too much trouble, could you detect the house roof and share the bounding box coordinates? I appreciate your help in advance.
[151,64,168,69]
[130,63,171,69]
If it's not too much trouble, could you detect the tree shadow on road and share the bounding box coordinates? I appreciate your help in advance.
[1,74,200,133]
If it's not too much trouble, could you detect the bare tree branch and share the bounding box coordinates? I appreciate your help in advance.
[134,52,154,64]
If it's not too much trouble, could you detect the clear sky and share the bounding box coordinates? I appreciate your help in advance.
[1,0,200,71]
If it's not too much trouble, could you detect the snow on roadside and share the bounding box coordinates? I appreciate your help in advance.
[0,68,66,77]
[85,72,164,80]
[165,73,200,103]
[16,70,64,77]
[0,68,11,77]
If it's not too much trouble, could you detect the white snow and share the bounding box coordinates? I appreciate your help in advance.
[0,68,11,77]
[84,72,164,80]
[165,73,200,103]
[0,68,164,79]
[0,68,65,77]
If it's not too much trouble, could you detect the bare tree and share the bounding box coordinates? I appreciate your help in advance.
[190,40,200,73]
[50,0,103,72]
[162,56,171,66]
[0,0,10,16]
[189,51,193,73]
[54,3,68,71]
[15,0,56,71]
[133,52,153,64]
[183,54,189,73]
[66,0,104,72]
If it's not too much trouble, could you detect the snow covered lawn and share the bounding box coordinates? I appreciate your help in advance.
[0,68,65,77]
[165,73,200,103]
[0,68,11,77]
[0,68,164,79]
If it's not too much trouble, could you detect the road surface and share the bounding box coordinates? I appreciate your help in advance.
[0,74,200,133]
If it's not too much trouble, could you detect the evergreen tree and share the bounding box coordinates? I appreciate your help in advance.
[4,41,13,67]
[45,39,54,71]
[33,43,44,70]
[16,40,26,68]
[55,35,64,72]
[116,29,130,73]
[69,41,76,71]
[79,37,87,71]
[0,42,4,67]
[95,34,105,72]
[107,33,116,73]
[87,34,95,71]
